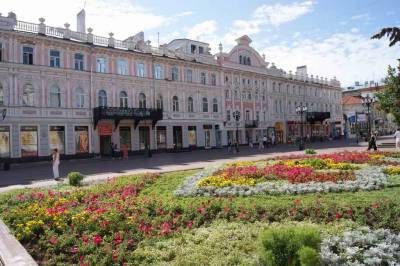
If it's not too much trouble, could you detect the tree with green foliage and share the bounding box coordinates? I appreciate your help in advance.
[371,27,400,47]
[375,63,400,126]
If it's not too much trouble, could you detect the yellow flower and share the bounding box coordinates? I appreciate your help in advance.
[384,166,400,175]
[198,175,256,187]
[370,154,385,159]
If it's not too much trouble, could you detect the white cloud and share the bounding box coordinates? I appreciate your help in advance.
[253,1,315,26]
[1,0,189,39]
[350,13,370,21]
[260,33,400,86]
[350,28,359,33]
[293,32,301,39]
[187,20,217,41]
[176,11,194,17]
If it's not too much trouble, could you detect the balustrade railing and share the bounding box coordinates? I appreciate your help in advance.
[15,20,38,33]
[92,35,109,46]
[45,26,64,38]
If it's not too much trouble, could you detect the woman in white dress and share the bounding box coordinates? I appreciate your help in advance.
[52,148,60,180]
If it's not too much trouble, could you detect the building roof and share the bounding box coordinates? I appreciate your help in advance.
[342,95,362,105]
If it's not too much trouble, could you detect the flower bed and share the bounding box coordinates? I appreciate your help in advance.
[321,227,400,265]
[175,151,396,197]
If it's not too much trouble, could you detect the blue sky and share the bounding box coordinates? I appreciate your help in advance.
[2,0,400,86]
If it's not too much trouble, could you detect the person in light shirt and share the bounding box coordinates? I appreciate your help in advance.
[394,129,400,149]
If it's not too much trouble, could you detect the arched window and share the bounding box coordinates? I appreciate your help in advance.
[139,93,146,108]
[213,98,218,113]
[202,97,208,112]
[0,83,4,106]
[272,82,276,92]
[75,87,85,108]
[225,90,230,99]
[247,57,251,66]
[120,91,128,108]
[172,96,179,112]
[49,85,61,107]
[22,83,34,106]
[98,90,107,107]
[187,97,194,112]
[156,94,163,109]
[239,55,242,64]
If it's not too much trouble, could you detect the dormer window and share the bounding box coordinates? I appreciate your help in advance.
[191,45,196,54]
[199,46,204,54]
[239,55,251,66]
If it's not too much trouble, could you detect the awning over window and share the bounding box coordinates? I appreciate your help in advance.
[93,107,163,129]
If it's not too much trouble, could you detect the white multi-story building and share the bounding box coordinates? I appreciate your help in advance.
[0,11,342,161]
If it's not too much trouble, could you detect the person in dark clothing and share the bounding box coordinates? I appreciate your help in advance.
[367,134,377,151]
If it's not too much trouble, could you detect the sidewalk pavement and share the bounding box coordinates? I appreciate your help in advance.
[0,139,392,194]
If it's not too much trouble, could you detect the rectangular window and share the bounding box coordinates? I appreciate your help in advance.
[154,64,163,79]
[190,45,196,54]
[172,67,179,81]
[119,126,131,151]
[49,126,65,154]
[256,111,260,121]
[20,126,38,157]
[156,126,166,149]
[198,46,204,54]
[49,50,61,68]
[226,110,231,121]
[23,46,34,65]
[188,126,197,146]
[117,59,128,75]
[0,126,10,158]
[136,62,145,77]
[211,74,216,86]
[0,43,2,62]
[74,53,84,71]
[96,57,107,73]
[200,72,206,85]
[245,110,250,121]
[75,126,89,153]
[185,69,193,82]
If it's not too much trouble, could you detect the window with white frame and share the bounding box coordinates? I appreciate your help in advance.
[185,69,193,83]
[242,90,246,100]
[211,74,216,86]
[172,96,179,111]
[171,66,179,81]
[156,94,163,109]
[198,46,204,54]
[212,98,218,113]
[139,93,146,108]
[22,83,34,106]
[49,50,61,68]
[247,91,252,100]
[117,59,128,75]
[202,97,208,112]
[154,64,163,79]
[75,87,85,108]
[23,46,34,65]
[74,53,84,71]
[256,110,260,121]
[263,111,266,121]
[255,90,259,100]
[225,90,230,99]
[49,85,61,107]
[272,82,276,92]
[200,72,206,85]
[245,110,250,121]
[98,90,107,107]
[0,83,4,106]
[136,63,145,77]
[0,42,3,62]
[275,100,278,113]
[234,90,238,100]
[96,57,107,73]
[187,97,194,112]
[120,91,128,107]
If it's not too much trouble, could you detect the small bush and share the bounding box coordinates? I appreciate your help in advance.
[259,226,321,266]
[305,149,317,155]
[298,246,320,266]
[68,172,84,186]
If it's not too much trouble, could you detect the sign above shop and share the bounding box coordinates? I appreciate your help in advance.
[93,107,163,129]
[98,124,113,136]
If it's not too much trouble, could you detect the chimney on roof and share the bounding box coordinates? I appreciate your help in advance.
[77,9,86,33]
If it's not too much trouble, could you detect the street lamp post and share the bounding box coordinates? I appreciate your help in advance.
[361,95,376,140]
[296,105,308,151]
[232,110,241,152]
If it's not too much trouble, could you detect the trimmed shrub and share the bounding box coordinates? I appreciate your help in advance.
[305,149,317,155]
[298,246,320,266]
[67,172,84,186]
[259,226,321,266]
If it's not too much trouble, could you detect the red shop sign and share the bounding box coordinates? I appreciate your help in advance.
[98,124,113,136]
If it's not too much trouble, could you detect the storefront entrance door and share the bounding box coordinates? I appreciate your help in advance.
[173,126,182,150]
[100,135,111,156]
[204,129,211,149]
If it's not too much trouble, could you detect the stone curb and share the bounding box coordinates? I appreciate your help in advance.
[0,219,37,266]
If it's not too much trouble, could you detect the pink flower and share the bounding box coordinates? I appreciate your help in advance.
[161,222,171,235]
[93,234,102,245]
[113,232,122,245]
[186,220,193,229]
[49,236,57,245]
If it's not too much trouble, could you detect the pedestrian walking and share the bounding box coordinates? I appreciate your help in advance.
[271,133,276,146]
[367,133,377,151]
[227,140,232,153]
[110,142,115,159]
[258,137,263,150]
[394,128,400,150]
[52,148,60,181]
[263,135,267,149]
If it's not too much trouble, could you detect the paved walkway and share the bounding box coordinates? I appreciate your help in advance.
[0,137,395,193]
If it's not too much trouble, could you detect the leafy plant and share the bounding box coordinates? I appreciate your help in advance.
[67,172,84,186]
[298,246,320,266]
[259,226,321,266]
[304,149,317,155]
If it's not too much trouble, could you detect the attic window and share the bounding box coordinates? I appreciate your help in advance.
[239,55,251,66]
[191,45,196,54]
[199,46,204,54]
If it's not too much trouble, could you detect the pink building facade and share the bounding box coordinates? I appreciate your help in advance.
[0,12,342,161]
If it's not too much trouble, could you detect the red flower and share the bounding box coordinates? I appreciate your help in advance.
[186,220,193,229]
[93,234,102,245]
[371,203,379,209]
[161,222,171,235]
[290,208,297,215]
[82,235,89,244]
[113,232,122,245]
[293,199,301,206]
[346,209,353,216]
[49,236,57,245]
[335,212,342,219]
[71,247,79,254]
